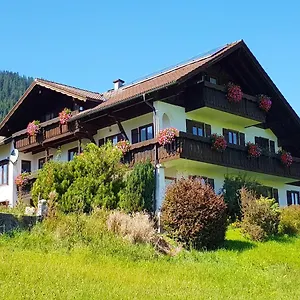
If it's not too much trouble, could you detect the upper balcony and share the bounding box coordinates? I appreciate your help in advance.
[186,81,266,124]
[125,132,300,180]
[13,114,78,153]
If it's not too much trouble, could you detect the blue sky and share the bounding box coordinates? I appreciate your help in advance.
[1,1,300,113]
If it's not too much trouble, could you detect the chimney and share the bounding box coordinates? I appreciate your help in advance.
[113,79,124,90]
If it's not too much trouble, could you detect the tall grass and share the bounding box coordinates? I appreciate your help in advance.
[1,214,300,299]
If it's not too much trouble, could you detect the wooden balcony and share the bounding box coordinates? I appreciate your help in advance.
[125,132,300,180]
[13,117,78,153]
[186,81,266,123]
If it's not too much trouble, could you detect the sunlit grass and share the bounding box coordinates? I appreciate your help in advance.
[0,224,300,299]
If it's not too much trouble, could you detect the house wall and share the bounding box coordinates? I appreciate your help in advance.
[0,142,15,206]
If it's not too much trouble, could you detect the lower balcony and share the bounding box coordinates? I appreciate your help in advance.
[125,132,300,180]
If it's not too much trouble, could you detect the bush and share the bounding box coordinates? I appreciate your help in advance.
[240,188,280,241]
[107,211,155,244]
[118,161,155,212]
[222,174,263,221]
[161,178,227,250]
[279,205,300,235]
[32,143,126,213]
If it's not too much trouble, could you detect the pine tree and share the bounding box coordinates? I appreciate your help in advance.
[0,71,33,121]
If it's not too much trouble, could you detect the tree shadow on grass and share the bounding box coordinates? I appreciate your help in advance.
[222,239,256,252]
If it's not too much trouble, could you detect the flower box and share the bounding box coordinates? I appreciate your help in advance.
[211,134,227,152]
[157,127,179,146]
[258,95,272,112]
[227,82,243,103]
[27,120,40,136]
[247,142,262,158]
[59,108,72,125]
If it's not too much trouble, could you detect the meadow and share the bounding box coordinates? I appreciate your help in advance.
[0,214,300,300]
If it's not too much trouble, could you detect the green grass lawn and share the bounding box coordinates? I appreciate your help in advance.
[1,228,300,299]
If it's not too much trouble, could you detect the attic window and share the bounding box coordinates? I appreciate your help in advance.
[209,77,217,84]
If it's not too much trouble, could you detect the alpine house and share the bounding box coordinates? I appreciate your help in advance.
[1,40,300,209]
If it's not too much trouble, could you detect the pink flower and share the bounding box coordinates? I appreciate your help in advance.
[59,108,72,125]
[27,120,40,136]
[15,172,30,187]
[258,95,272,112]
[158,128,179,146]
[227,82,243,103]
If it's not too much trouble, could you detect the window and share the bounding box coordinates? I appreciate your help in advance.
[223,129,245,146]
[38,156,53,169]
[287,191,300,206]
[21,160,31,173]
[131,124,154,144]
[140,124,154,142]
[0,162,9,185]
[68,148,78,161]
[209,77,217,84]
[186,120,211,137]
[106,133,123,145]
[255,137,275,153]
[261,186,279,203]
[189,175,215,190]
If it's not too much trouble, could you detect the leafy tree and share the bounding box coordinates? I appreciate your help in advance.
[118,161,155,212]
[32,143,126,213]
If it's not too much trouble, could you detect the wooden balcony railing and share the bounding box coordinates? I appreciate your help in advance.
[13,116,78,152]
[125,132,300,180]
[187,81,266,123]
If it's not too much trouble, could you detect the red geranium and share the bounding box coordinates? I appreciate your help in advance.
[15,172,30,187]
[227,82,243,103]
[116,140,131,154]
[211,134,227,152]
[27,120,40,136]
[280,150,293,167]
[59,108,72,125]
[258,95,272,112]
[247,142,262,158]
[158,127,179,146]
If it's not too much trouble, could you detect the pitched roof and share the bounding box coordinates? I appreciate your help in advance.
[73,40,242,119]
[35,78,103,101]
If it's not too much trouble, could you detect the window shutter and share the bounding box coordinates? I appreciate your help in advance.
[287,191,292,206]
[270,141,275,153]
[272,188,279,203]
[207,178,215,190]
[297,192,300,205]
[186,120,193,134]
[98,138,104,147]
[223,128,229,142]
[239,133,245,146]
[255,136,260,145]
[204,124,211,137]
[131,128,139,144]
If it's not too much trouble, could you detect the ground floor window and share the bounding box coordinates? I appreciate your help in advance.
[0,163,9,185]
[189,175,214,190]
[287,191,300,205]
[38,156,53,169]
[21,160,31,173]
[68,148,78,161]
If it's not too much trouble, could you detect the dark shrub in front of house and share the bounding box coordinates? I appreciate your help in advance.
[222,174,263,221]
[161,178,227,250]
[118,161,155,212]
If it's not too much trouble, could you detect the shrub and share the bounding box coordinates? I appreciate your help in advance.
[222,174,263,221]
[279,205,300,235]
[107,211,155,244]
[240,188,280,241]
[32,143,126,213]
[161,178,227,250]
[118,161,155,212]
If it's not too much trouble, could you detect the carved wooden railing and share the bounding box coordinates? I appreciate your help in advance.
[187,81,266,123]
[125,132,300,180]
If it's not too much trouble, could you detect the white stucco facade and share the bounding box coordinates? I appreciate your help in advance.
[0,100,299,209]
